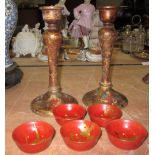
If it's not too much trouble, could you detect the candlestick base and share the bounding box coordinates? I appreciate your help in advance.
[82,87,128,108]
[31,91,78,117]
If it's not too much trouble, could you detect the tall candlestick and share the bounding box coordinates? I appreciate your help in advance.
[82,6,128,108]
[31,6,78,117]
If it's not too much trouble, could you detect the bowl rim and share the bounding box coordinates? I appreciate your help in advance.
[12,121,55,145]
[105,119,148,142]
[52,104,87,116]
[87,104,122,118]
[60,120,102,143]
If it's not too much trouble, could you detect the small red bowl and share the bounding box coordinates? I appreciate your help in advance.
[105,119,148,150]
[12,121,55,153]
[60,120,102,151]
[53,104,87,125]
[88,104,122,127]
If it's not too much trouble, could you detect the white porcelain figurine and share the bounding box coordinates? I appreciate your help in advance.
[74,0,95,49]
[86,10,102,62]
[13,23,43,57]
[73,0,95,61]
[55,0,70,38]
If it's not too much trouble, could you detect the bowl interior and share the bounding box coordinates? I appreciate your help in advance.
[12,121,55,145]
[53,104,86,120]
[106,119,148,141]
[60,120,101,142]
[88,104,122,119]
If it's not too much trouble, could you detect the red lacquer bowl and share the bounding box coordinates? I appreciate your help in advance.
[12,121,55,153]
[60,120,102,151]
[53,104,87,125]
[88,104,122,127]
[105,119,148,150]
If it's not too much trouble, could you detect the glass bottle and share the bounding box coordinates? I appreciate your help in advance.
[131,25,145,53]
[138,25,145,51]
[122,25,132,54]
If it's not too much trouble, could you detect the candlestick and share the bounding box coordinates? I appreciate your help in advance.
[31,6,78,117]
[82,6,128,108]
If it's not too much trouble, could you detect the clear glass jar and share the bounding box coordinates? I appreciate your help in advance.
[145,29,149,46]
[131,28,140,53]
[122,25,132,54]
[131,26,145,53]
[138,25,145,52]
[122,24,146,54]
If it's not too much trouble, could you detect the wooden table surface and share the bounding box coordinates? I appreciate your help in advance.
[6,61,149,155]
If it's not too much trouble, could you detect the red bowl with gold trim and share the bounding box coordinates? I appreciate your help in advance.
[105,119,148,150]
[88,104,122,127]
[12,121,55,153]
[60,120,102,151]
[53,104,87,125]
